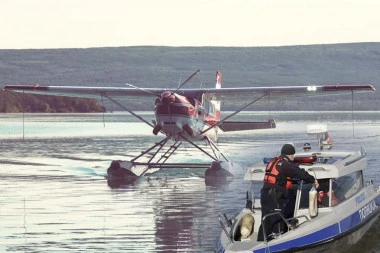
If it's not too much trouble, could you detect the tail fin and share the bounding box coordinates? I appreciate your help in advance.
[216,69,222,89]
[214,70,221,120]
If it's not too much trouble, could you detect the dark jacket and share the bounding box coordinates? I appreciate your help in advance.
[263,155,315,195]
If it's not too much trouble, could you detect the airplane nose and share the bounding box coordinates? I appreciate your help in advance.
[161,91,175,104]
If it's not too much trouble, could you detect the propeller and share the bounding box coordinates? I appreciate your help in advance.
[175,69,200,92]
[125,69,200,98]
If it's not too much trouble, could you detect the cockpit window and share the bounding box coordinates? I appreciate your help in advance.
[204,100,215,115]
[334,171,363,201]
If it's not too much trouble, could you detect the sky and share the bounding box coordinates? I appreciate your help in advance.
[1,0,380,49]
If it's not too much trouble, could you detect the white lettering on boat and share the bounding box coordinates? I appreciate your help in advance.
[358,200,377,221]
[355,192,365,205]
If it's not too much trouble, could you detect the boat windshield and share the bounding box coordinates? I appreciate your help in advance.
[334,171,364,201]
[297,171,364,210]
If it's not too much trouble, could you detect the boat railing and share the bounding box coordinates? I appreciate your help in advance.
[218,213,234,243]
[286,214,311,227]
[262,211,311,242]
[262,211,289,241]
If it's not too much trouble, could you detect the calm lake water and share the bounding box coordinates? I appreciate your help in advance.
[1,112,379,253]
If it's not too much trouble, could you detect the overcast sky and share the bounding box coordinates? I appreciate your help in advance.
[1,0,379,49]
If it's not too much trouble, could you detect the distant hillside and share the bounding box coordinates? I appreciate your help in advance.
[0,91,104,113]
[0,43,379,111]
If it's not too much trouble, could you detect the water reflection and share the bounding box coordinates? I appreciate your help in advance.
[107,176,138,188]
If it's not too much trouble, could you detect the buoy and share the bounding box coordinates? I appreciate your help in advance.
[309,186,318,217]
[240,213,255,239]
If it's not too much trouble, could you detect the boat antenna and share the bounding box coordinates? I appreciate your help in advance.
[22,91,25,140]
[351,90,355,138]
[100,93,106,128]
[267,93,272,119]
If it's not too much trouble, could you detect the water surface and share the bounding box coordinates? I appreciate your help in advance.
[1,112,379,252]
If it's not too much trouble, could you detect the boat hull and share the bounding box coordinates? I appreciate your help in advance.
[218,186,379,253]
[280,209,379,253]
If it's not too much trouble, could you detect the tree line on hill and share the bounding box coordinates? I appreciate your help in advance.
[0,90,104,113]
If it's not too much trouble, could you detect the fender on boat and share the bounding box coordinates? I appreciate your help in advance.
[240,213,255,239]
[309,186,318,218]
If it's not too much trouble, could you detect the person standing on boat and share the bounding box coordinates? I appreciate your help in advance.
[257,143,319,241]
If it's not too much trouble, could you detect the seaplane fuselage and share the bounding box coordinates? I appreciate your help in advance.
[153,90,220,142]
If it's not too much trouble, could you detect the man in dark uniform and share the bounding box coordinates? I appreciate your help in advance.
[257,143,319,241]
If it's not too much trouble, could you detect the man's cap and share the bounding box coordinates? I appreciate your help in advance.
[281,143,296,155]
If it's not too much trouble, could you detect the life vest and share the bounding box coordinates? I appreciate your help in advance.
[264,157,292,189]
[318,191,339,206]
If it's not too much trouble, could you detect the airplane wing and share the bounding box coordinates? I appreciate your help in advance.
[219,119,276,132]
[200,84,375,99]
[3,83,375,134]
[3,84,375,100]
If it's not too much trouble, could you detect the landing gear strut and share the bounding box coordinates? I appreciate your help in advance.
[107,134,234,183]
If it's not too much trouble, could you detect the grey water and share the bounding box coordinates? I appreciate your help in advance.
[1,112,379,253]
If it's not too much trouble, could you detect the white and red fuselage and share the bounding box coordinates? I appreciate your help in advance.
[153,91,220,142]
[153,71,222,142]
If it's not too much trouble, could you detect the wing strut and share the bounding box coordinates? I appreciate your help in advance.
[103,94,155,128]
[201,93,269,135]
[179,133,219,161]
[207,136,229,162]
[351,90,355,138]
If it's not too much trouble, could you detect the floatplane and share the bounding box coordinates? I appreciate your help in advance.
[3,70,375,184]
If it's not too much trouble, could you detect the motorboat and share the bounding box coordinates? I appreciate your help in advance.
[215,127,379,253]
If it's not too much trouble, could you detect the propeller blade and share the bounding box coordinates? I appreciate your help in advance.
[176,69,200,92]
[126,83,160,97]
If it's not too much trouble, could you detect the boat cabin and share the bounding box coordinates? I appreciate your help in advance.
[216,126,378,253]
[241,147,367,238]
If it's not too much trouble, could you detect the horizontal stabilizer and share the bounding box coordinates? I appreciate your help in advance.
[219,119,276,132]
